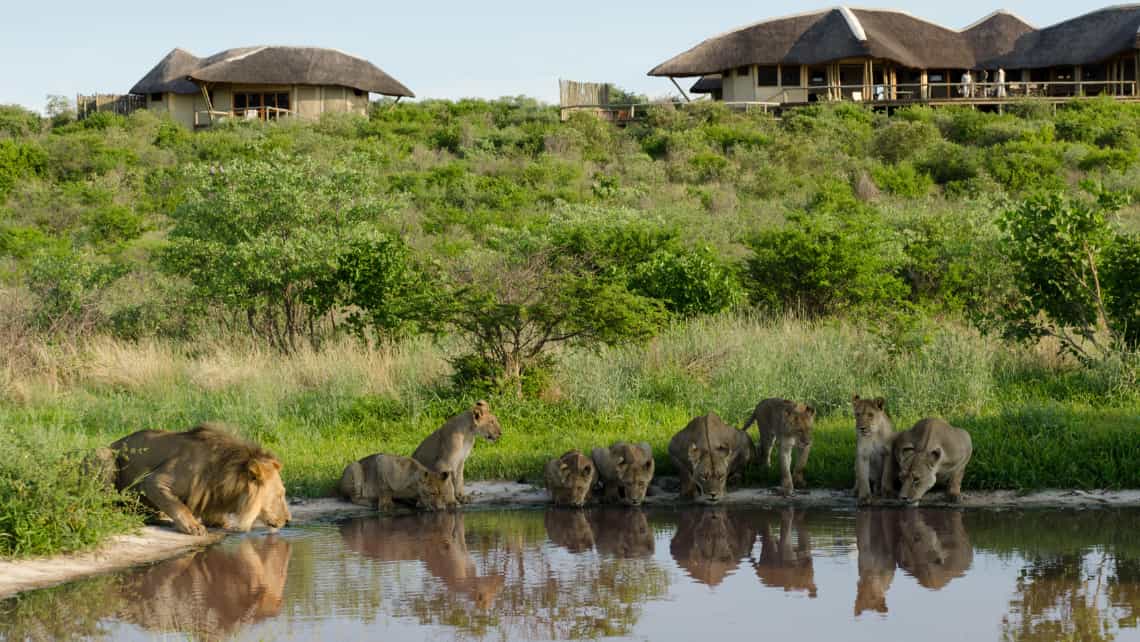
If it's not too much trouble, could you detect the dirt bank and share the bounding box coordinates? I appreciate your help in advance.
[4,482,1140,599]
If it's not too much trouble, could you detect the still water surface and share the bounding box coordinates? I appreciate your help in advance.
[3,507,1140,641]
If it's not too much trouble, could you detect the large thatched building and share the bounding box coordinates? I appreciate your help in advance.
[130,46,414,127]
[651,6,1140,104]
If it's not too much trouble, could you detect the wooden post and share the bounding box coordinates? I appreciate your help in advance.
[669,77,692,102]
[920,70,928,101]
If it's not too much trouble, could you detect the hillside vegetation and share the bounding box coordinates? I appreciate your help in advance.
[1,97,1138,556]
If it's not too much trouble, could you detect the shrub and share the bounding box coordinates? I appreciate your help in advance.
[916,141,980,186]
[744,185,907,315]
[0,139,48,197]
[996,187,1131,361]
[872,119,940,163]
[0,104,42,138]
[985,140,1064,192]
[629,246,744,316]
[0,428,142,557]
[871,161,932,198]
[1103,233,1140,349]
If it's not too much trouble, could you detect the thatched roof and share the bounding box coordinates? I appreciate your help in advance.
[649,5,1140,77]
[130,46,414,97]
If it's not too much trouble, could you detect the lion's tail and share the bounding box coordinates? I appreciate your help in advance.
[742,410,758,433]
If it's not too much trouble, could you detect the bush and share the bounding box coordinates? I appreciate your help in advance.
[1103,233,1140,349]
[629,247,743,316]
[871,162,932,198]
[985,140,1064,192]
[0,428,142,557]
[916,141,980,186]
[0,139,47,198]
[872,119,940,163]
[745,185,907,315]
[0,104,42,138]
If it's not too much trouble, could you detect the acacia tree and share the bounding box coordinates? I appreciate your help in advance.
[160,155,413,351]
[446,251,666,396]
[997,186,1134,362]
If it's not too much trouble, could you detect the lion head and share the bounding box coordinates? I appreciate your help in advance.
[610,443,654,506]
[418,469,456,511]
[471,400,502,443]
[553,451,596,507]
[899,446,942,504]
[687,442,732,502]
[784,402,815,449]
[852,395,889,438]
[231,455,291,531]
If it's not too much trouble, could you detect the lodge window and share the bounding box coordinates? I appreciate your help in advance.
[233,92,291,120]
[1030,69,1049,82]
[736,65,751,78]
[808,67,828,86]
[781,65,801,87]
[1055,67,1074,81]
[150,92,162,102]
[756,66,778,86]
[1082,65,1105,81]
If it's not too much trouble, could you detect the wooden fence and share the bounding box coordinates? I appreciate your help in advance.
[76,94,145,119]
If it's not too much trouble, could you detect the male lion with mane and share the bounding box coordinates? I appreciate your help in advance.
[96,424,291,536]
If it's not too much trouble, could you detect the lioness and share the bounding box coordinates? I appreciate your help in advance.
[339,453,457,511]
[412,400,502,503]
[852,395,896,505]
[588,507,655,558]
[668,412,753,502]
[100,425,291,536]
[669,508,757,586]
[544,450,598,507]
[744,398,814,496]
[894,510,973,590]
[591,442,655,506]
[884,418,972,504]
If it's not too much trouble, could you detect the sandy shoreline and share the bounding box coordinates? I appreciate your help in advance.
[3,481,1140,599]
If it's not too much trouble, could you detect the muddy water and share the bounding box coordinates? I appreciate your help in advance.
[3,508,1140,641]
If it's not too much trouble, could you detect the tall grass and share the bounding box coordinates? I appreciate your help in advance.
[2,313,1135,506]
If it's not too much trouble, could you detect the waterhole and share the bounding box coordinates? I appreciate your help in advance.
[3,507,1140,641]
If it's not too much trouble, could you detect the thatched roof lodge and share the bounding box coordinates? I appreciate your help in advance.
[131,46,414,128]
[650,6,1140,105]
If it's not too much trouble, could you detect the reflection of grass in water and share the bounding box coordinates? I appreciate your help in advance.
[0,573,126,641]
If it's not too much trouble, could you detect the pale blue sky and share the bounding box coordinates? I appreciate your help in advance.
[0,1,1117,112]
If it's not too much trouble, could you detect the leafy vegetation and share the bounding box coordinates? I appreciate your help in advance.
[1,96,1139,557]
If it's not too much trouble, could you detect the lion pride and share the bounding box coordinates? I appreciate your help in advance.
[96,424,291,535]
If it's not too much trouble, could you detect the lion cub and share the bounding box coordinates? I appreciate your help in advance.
[412,400,502,503]
[339,453,457,511]
[545,450,598,507]
[592,442,655,506]
[668,412,753,503]
[744,398,815,496]
[851,395,896,505]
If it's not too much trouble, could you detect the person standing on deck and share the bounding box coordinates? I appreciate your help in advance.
[959,71,973,98]
[996,68,1007,98]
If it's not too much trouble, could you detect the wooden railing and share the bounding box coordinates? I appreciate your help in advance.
[194,107,295,127]
[776,79,1138,103]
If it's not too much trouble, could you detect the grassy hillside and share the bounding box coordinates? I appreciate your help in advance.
[1,97,1138,556]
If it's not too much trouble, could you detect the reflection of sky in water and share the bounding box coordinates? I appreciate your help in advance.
[6,508,1140,642]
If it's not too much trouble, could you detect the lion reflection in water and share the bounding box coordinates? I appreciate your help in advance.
[339,512,505,609]
[543,507,656,558]
[115,535,291,640]
[751,508,817,598]
[855,509,973,615]
[669,509,757,587]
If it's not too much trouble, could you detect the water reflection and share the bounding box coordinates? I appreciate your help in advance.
[7,508,1140,640]
[752,508,818,598]
[340,512,505,609]
[669,508,757,587]
[115,535,291,639]
[854,509,973,615]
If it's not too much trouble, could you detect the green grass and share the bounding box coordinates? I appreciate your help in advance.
[1,315,1135,507]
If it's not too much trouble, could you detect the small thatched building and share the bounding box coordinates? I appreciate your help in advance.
[131,46,414,127]
[650,6,1140,104]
